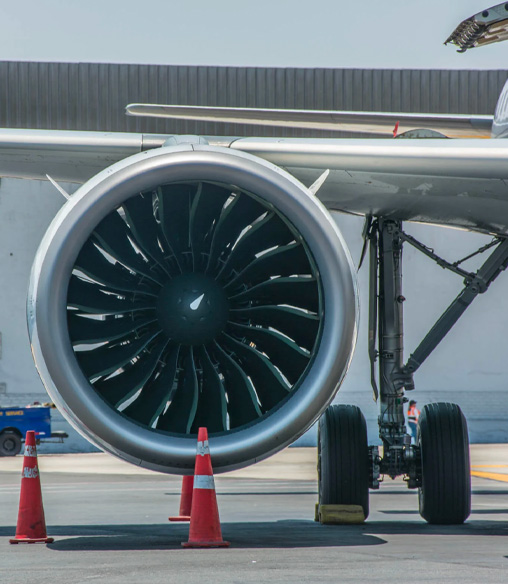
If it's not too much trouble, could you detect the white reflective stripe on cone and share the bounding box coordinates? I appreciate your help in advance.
[193,475,215,490]
[23,445,37,458]
[22,466,39,479]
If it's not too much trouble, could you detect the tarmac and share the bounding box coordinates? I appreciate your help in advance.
[1,445,508,583]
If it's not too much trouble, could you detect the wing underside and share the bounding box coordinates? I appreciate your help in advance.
[0,129,507,235]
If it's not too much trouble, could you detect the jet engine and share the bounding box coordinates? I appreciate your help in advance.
[28,144,358,474]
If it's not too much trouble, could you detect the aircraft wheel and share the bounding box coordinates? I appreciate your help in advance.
[318,404,369,518]
[418,402,471,524]
[0,431,22,456]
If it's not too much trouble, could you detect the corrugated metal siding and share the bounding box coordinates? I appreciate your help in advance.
[0,62,506,138]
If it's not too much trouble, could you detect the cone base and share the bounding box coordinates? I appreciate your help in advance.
[10,537,54,544]
[169,516,191,522]
[182,540,230,548]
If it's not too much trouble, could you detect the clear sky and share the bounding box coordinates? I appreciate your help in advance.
[2,1,508,69]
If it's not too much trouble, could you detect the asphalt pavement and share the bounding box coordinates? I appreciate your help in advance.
[1,445,507,583]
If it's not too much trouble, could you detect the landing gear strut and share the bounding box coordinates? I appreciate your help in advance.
[318,218,508,524]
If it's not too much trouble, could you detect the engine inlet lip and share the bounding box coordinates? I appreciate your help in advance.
[29,145,358,473]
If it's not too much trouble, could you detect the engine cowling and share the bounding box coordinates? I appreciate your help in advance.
[28,144,358,474]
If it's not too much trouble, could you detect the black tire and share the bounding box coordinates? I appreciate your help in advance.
[318,404,370,518]
[0,431,22,456]
[418,402,471,525]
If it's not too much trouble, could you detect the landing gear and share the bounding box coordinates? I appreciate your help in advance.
[318,405,369,519]
[317,217,508,525]
[418,402,471,524]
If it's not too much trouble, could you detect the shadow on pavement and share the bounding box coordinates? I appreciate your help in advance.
[0,521,385,550]
[473,490,508,496]
[2,517,508,551]
[381,508,508,515]
[364,520,508,536]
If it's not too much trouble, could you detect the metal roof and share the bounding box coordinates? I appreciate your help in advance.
[0,62,506,138]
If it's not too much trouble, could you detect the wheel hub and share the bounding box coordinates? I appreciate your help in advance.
[156,272,229,345]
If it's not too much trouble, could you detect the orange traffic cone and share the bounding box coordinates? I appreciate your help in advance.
[182,428,229,548]
[10,431,54,544]
[169,475,193,522]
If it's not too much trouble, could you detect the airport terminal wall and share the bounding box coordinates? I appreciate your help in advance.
[0,62,507,450]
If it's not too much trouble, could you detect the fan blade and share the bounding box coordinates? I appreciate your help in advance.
[74,240,159,296]
[229,277,320,313]
[122,193,171,274]
[93,210,162,284]
[224,243,310,291]
[227,322,310,385]
[206,193,265,274]
[157,347,198,434]
[122,345,180,426]
[217,213,293,280]
[68,312,158,345]
[157,184,193,265]
[191,346,228,434]
[210,341,262,428]
[190,183,232,271]
[229,305,320,351]
[220,333,290,412]
[68,277,156,314]
[94,338,169,406]
[76,330,161,379]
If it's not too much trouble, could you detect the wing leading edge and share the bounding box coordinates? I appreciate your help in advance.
[230,137,508,235]
[0,129,167,182]
[1,129,508,235]
[126,104,493,139]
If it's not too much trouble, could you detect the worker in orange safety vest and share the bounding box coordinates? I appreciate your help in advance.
[407,400,420,444]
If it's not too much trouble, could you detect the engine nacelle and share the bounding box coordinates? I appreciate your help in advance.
[28,144,358,473]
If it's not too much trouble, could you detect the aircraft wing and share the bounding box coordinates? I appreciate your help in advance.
[445,2,508,52]
[1,129,508,235]
[125,104,493,139]
[231,137,508,235]
[0,129,167,183]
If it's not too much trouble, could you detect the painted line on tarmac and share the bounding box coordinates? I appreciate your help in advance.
[471,465,508,468]
[471,470,508,483]
[0,485,182,493]
[0,480,315,494]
